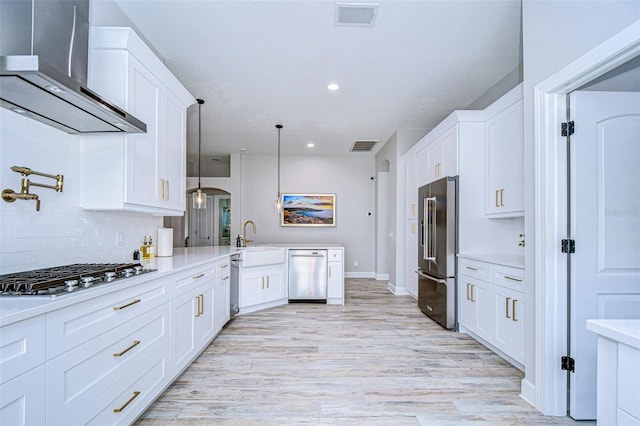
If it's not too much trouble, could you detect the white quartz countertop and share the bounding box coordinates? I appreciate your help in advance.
[457,253,525,269]
[0,246,236,326]
[586,319,640,350]
[255,243,344,249]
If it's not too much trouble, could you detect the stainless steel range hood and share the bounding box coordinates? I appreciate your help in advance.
[0,0,146,134]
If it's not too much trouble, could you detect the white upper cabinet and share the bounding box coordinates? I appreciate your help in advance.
[81,27,194,216]
[484,84,524,217]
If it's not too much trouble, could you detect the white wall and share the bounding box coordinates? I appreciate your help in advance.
[0,111,162,274]
[239,153,376,276]
[522,0,640,411]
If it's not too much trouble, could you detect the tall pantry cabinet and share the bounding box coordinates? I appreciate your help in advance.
[80,27,195,216]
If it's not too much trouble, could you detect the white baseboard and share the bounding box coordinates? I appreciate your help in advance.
[345,272,375,278]
[520,378,536,407]
[375,273,389,281]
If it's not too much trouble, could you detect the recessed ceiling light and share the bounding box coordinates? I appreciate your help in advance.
[239,148,247,152]
[11,107,27,114]
[327,83,340,91]
[307,142,315,148]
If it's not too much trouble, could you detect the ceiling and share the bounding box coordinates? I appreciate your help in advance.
[111,0,522,157]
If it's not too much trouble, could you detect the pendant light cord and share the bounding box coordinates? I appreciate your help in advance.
[276,124,283,200]
[197,99,204,190]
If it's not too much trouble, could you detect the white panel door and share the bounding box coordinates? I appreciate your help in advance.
[569,91,640,420]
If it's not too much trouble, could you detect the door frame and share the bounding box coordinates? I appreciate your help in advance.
[533,21,640,416]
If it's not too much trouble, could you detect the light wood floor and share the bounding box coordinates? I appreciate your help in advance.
[137,278,585,425]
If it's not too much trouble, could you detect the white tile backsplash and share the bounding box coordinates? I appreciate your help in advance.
[0,110,163,274]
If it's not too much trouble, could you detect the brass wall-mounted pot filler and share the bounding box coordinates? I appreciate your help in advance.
[2,166,64,211]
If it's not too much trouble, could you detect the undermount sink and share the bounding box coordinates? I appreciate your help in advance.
[239,246,286,268]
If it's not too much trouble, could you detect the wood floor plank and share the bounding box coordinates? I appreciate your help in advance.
[136,278,588,425]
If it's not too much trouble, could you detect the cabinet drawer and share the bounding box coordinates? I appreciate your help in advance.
[78,346,169,426]
[215,258,231,279]
[328,249,343,261]
[173,262,215,291]
[492,264,525,291]
[0,363,46,426]
[46,304,169,425]
[46,277,169,357]
[0,315,45,384]
[458,258,490,281]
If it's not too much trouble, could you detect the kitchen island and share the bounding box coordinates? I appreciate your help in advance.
[587,319,640,425]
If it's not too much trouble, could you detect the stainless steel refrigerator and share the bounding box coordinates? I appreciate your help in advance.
[417,176,458,330]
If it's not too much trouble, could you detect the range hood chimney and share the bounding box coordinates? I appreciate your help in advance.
[0,0,146,134]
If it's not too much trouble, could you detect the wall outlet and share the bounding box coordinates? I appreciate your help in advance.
[117,229,125,247]
[354,260,359,267]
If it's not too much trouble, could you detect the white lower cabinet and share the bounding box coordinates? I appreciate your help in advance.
[0,364,46,426]
[171,264,217,374]
[213,260,231,334]
[46,304,170,425]
[327,249,344,304]
[458,257,525,369]
[492,285,525,364]
[239,265,286,313]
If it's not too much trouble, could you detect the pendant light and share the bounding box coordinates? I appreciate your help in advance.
[275,124,283,212]
[193,99,206,209]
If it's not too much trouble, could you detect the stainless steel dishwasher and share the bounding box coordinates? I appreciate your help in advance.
[288,249,327,302]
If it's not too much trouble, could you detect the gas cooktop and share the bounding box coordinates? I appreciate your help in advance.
[0,263,155,297]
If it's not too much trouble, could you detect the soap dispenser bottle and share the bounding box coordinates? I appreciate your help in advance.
[148,236,155,259]
[141,236,149,259]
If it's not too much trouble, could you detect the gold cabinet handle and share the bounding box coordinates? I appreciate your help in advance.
[261,276,265,289]
[266,275,269,289]
[465,266,478,271]
[200,294,204,315]
[159,179,164,200]
[495,189,500,207]
[192,273,205,280]
[470,284,475,302]
[512,299,518,322]
[500,188,505,207]
[504,275,523,283]
[505,297,511,319]
[113,299,141,311]
[219,264,229,269]
[466,283,470,301]
[194,295,201,317]
[113,340,140,357]
[113,391,140,413]
[166,179,170,200]
[221,275,230,281]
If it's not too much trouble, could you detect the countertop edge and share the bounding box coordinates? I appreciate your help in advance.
[586,319,640,350]
[457,253,525,269]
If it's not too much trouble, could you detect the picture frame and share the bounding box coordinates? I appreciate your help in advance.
[281,194,336,227]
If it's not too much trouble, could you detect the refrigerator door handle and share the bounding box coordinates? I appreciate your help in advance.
[416,269,447,285]
[423,197,437,262]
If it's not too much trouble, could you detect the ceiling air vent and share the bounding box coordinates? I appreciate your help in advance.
[350,140,378,152]
[335,3,379,26]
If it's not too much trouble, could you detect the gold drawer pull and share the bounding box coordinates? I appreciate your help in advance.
[192,273,205,279]
[470,284,475,302]
[113,340,140,357]
[512,300,518,322]
[221,276,230,281]
[113,391,140,413]
[505,297,511,319]
[113,299,141,311]
[219,264,229,269]
[504,276,523,283]
[495,189,500,207]
[465,266,478,271]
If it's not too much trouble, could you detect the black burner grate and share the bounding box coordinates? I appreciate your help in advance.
[0,263,143,294]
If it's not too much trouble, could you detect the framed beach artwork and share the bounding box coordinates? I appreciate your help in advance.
[281,194,336,227]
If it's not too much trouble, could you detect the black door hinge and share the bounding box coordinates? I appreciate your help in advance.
[561,356,575,372]
[561,121,575,137]
[561,239,575,254]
